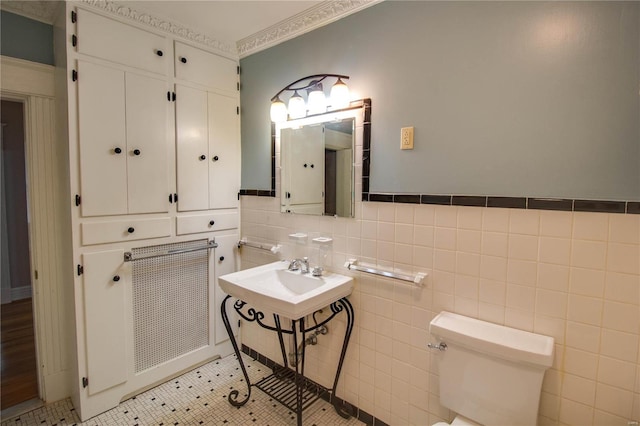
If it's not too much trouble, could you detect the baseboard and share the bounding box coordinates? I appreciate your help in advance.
[1,287,11,304]
[240,344,389,426]
[11,285,32,301]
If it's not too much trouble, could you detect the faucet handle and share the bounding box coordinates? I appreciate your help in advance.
[311,266,323,277]
[288,259,300,271]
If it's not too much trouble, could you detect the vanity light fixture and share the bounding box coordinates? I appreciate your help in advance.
[270,74,350,122]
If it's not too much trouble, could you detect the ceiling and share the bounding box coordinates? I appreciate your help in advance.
[127,1,324,44]
[1,0,380,57]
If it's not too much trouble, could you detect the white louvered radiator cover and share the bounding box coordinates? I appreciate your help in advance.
[132,239,209,373]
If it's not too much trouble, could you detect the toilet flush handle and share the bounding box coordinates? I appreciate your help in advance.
[427,342,447,351]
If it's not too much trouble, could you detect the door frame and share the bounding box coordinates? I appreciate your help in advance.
[1,55,72,402]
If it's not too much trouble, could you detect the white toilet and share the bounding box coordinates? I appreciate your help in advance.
[429,312,555,426]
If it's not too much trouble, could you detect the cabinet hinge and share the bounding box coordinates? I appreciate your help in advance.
[236,106,240,115]
[71,10,77,23]
[75,194,81,206]
[82,377,88,388]
[77,264,83,276]
[172,92,176,102]
[167,91,171,101]
[169,193,173,203]
[72,70,78,82]
[237,82,240,91]
[236,65,240,75]
[173,193,178,202]
[72,34,77,47]
[34,270,38,280]
[237,192,240,201]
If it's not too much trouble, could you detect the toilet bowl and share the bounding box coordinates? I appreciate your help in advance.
[429,312,555,426]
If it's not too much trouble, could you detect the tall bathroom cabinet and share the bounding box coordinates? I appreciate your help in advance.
[54,3,240,421]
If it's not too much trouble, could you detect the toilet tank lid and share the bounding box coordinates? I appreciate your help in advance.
[429,312,555,368]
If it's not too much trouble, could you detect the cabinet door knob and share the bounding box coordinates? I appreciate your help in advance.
[114,147,122,154]
[199,154,206,161]
[310,164,315,168]
[180,57,187,64]
[219,256,225,262]
[113,275,120,282]
[156,49,163,57]
[133,149,141,156]
[304,163,308,168]
[209,220,215,226]
[212,155,219,161]
[127,227,135,233]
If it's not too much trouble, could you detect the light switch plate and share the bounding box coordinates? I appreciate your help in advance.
[401,127,414,150]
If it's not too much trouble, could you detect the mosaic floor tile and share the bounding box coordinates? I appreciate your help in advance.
[2,354,363,426]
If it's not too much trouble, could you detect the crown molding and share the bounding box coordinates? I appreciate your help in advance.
[237,0,383,58]
[0,1,60,24]
[80,0,236,57]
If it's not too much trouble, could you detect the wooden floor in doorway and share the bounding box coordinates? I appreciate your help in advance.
[1,298,38,410]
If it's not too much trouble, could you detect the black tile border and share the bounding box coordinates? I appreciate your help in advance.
[241,344,384,426]
[574,199,626,214]
[241,190,639,215]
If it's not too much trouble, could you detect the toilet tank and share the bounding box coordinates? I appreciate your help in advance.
[430,312,554,426]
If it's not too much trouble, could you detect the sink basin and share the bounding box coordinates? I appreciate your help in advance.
[218,261,354,320]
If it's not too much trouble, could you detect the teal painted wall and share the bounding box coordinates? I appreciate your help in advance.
[1,11,54,65]
[240,1,640,201]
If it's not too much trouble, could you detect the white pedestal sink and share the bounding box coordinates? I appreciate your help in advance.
[218,260,354,320]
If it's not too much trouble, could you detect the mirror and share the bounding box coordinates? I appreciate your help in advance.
[276,100,370,218]
[280,119,354,217]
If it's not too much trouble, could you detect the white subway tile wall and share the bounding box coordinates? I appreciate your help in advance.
[239,197,640,426]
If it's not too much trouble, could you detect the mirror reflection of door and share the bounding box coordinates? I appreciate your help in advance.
[280,118,354,217]
[1,99,39,412]
[281,125,325,215]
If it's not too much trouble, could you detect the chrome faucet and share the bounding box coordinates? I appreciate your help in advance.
[288,257,310,274]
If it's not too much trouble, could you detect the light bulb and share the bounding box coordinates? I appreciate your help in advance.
[288,91,306,119]
[307,83,326,115]
[330,78,350,109]
[270,97,288,122]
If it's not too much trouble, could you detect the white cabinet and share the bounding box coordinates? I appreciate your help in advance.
[213,234,239,345]
[77,61,169,217]
[281,125,325,213]
[76,9,166,75]
[82,250,127,395]
[176,211,238,235]
[176,85,239,212]
[174,42,237,92]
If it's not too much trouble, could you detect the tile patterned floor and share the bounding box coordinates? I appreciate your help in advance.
[2,354,363,426]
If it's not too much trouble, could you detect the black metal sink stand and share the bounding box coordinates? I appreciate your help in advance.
[221,295,354,426]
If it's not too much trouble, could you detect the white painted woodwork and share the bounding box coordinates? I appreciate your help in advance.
[175,84,209,211]
[176,211,238,235]
[81,218,171,246]
[77,61,128,217]
[0,56,55,97]
[208,93,239,209]
[76,9,166,75]
[282,125,324,207]
[124,73,169,214]
[174,42,237,92]
[213,234,239,345]
[82,250,127,395]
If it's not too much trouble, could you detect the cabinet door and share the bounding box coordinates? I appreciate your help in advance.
[125,73,169,214]
[208,93,239,209]
[213,234,239,345]
[289,125,324,206]
[83,250,127,395]
[76,9,166,75]
[176,85,209,211]
[174,42,237,92]
[77,61,127,217]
